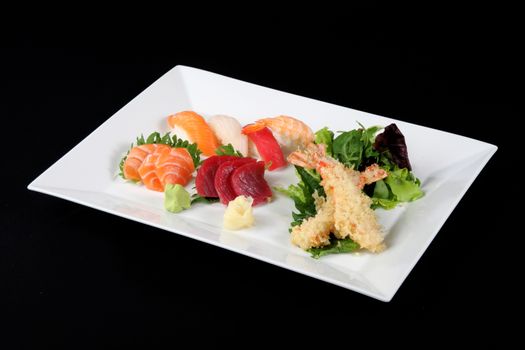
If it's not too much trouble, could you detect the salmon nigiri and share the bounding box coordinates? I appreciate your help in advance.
[250,115,314,156]
[167,111,220,156]
[207,115,248,156]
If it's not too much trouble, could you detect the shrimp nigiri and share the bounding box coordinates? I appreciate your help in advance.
[249,115,314,156]
[207,115,248,156]
[167,111,220,156]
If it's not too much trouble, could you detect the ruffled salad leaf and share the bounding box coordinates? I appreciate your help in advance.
[331,123,382,170]
[374,123,412,170]
[371,167,423,209]
[308,237,360,259]
[314,127,334,156]
[118,131,202,179]
[275,166,324,229]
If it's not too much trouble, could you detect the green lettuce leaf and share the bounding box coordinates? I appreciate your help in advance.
[275,166,324,229]
[307,237,360,259]
[385,168,424,202]
[332,124,382,170]
[314,127,334,156]
[370,168,424,209]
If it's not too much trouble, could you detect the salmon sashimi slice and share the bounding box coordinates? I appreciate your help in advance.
[138,153,163,191]
[167,111,220,156]
[123,144,169,181]
[155,147,195,187]
[215,157,256,204]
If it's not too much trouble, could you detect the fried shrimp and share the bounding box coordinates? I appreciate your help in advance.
[290,192,334,250]
[287,143,387,252]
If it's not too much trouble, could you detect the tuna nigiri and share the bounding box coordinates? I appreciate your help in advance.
[167,111,220,156]
[250,115,314,156]
[242,124,287,171]
[207,115,248,156]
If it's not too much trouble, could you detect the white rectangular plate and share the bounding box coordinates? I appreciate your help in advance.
[28,65,497,301]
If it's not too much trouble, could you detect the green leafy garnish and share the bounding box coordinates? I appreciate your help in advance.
[190,193,220,205]
[369,165,423,209]
[370,180,398,209]
[215,144,243,157]
[332,123,382,170]
[118,131,202,179]
[313,123,424,210]
[275,166,324,230]
[307,237,360,259]
[314,127,334,156]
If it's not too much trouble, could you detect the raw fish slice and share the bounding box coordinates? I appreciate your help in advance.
[167,111,220,156]
[138,153,163,191]
[155,148,195,187]
[215,158,256,204]
[123,144,167,180]
[242,125,286,171]
[195,155,238,197]
[231,161,272,205]
[208,115,248,156]
[247,139,259,158]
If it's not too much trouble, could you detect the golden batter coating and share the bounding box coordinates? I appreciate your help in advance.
[287,143,387,253]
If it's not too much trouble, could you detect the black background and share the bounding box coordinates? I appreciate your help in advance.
[1,8,520,347]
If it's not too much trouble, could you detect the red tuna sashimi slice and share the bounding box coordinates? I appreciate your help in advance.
[231,161,272,205]
[215,157,257,204]
[242,125,286,171]
[195,155,238,197]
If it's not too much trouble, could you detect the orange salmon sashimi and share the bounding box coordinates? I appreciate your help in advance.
[138,153,163,191]
[167,111,220,156]
[155,147,195,188]
[123,144,168,181]
[124,144,194,192]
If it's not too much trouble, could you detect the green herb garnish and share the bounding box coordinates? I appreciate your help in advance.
[215,144,243,157]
